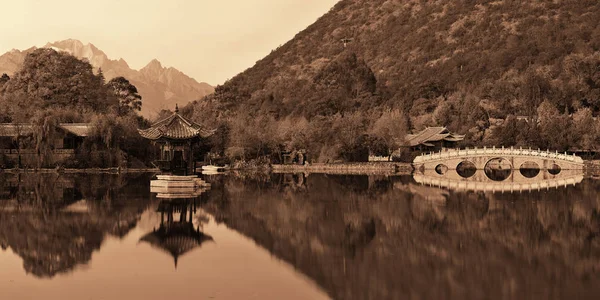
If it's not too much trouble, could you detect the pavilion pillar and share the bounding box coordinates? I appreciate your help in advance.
[187,140,194,175]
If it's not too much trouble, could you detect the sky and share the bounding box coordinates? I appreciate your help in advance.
[0,0,340,85]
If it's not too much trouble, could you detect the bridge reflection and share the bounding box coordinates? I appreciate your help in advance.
[414,168,584,192]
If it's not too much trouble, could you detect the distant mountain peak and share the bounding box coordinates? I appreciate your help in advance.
[144,58,164,70]
[117,58,129,68]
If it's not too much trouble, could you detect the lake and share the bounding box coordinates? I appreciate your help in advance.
[0,172,599,299]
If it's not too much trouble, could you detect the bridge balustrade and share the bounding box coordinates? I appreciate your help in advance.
[414,147,583,164]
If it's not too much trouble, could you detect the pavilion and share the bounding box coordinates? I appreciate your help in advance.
[138,105,215,174]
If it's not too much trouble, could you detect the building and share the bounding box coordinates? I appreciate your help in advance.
[405,127,464,152]
[138,105,215,174]
[0,123,92,167]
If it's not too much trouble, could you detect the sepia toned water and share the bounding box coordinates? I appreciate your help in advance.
[0,172,599,299]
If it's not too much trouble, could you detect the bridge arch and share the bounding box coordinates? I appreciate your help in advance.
[519,161,541,178]
[435,164,448,175]
[548,163,561,175]
[484,157,512,181]
[456,160,477,178]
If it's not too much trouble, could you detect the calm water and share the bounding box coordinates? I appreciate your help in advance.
[1,172,599,299]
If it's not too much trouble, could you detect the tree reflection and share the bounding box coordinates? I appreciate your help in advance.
[0,173,152,278]
[202,173,600,300]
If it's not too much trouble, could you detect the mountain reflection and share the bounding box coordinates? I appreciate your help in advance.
[0,173,152,278]
[203,173,600,299]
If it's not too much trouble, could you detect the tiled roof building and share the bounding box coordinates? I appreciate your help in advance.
[405,127,464,150]
[0,123,92,137]
[138,105,214,174]
[0,123,92,167]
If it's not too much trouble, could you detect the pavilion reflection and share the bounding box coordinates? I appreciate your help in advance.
[142,182,212,267]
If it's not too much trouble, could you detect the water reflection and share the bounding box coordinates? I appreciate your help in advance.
[140,198,213,268]
[0,173,151,278]
[142,179,213,267]
[203,173,600,299]
[1,172,599,299]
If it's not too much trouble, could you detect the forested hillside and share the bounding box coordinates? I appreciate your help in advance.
[186,0,600,162]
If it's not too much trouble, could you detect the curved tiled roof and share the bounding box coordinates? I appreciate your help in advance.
[405,127,465,147]
[140,222,213,268]
[138,113,215,140]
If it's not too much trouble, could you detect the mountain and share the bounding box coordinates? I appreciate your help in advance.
[0,39,214,118]
[187,0,600,130]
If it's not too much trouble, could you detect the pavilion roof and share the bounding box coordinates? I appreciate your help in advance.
[138,112,215,140]
[140,223,213,268]
[405,127,465,147]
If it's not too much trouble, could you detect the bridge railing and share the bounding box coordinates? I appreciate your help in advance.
[413,146,584,164]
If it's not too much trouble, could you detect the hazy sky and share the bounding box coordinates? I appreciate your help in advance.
[0,0,340,85]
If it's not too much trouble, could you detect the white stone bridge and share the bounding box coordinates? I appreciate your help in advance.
[414,147,584,172]
[412,147,585,192]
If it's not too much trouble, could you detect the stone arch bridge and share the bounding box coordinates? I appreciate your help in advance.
[414,147,584,172]
[412,147,585,192]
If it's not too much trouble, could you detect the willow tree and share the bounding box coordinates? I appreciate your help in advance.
[31,111,60,168]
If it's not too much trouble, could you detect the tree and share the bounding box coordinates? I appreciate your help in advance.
[369,109,409,154]
[1,48,110,120]
[0,73,9,87]
[31,110,60,168]
[106,77,142,116]
[537,100,560,124]
[572,108,597,149]
[432,101,454,126]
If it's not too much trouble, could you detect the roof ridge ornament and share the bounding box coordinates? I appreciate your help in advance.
[175,103,179,113]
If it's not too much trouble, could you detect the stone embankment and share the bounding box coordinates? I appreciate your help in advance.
[271,162,413,175]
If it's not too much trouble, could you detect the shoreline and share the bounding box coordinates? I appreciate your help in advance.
[2,159,600,176]
[271,162,414,175]
[0,167,160,174]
